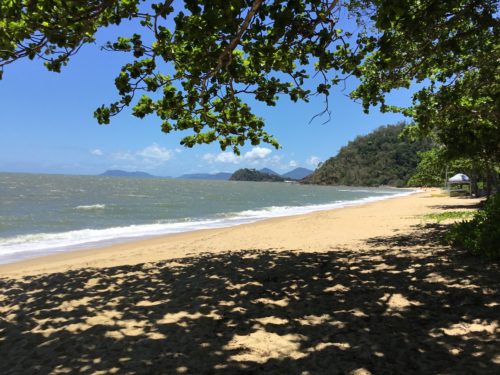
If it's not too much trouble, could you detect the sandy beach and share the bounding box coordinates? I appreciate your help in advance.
[1,190,498,374]
[0,190,473,277]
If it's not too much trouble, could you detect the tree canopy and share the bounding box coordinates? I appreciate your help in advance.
[407,146,500,196]
[350,0,499,164]
[1,1,498,156]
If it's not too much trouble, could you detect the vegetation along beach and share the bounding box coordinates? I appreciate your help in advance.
[1,0,498,374]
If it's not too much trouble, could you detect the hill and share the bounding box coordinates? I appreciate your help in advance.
[259,168,280,176]
[303,124,432,187]
[178,172,231,180]
[100,170,158,178]
[282,167,313,180]
[230,168,285,182]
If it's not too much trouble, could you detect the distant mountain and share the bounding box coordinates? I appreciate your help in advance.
[230,168,285,182]
[178,172,232,180]
[259,168,280,176]
[282,167,313,180]
[100,170,158,178]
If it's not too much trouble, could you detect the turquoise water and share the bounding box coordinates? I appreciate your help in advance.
[0,173,415,264]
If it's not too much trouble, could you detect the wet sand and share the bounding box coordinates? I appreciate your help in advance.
[0,191,498,374]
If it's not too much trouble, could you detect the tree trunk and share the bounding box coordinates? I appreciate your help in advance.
[470,174,479,197]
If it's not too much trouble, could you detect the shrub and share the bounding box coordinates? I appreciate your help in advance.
[448,194,500,260]
[421,211,475,223]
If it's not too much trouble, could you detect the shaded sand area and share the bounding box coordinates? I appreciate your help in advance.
[1,192,499,374]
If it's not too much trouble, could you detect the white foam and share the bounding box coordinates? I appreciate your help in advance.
[0,219,228,261]
[0,189,418,264]
[74,204,106,210]
[337,188,404,194]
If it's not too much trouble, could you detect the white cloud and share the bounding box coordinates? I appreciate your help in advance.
[202,151,239,164]
[202,147,272,165]
[267,155,282,166]
[243,147,272,161]
[217,152,240,164]
[90,149,103,156]
[307,156,321,167]
[137,144,172,162]
[201,147,306,173]
[112,151,136,161]
[201,153,215,162]
[111,144,173,169]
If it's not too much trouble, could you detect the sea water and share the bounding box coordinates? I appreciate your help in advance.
[0,173,416,264]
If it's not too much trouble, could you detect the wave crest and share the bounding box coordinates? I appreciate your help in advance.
[75,204,106,210]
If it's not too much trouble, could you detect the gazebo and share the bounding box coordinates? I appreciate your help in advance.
[447,173,471,196]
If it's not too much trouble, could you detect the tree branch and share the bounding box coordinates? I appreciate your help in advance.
[204,0,264,84]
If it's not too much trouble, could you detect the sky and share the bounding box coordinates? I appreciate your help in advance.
[0,7,414,177]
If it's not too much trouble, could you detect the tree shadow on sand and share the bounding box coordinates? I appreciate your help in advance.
[428,202,484,211]
[1,225,498,375]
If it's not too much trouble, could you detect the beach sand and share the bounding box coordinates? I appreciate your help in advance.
[1,190,498,374]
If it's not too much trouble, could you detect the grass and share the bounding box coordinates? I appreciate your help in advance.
[430,193,448,198]
[420,211,475,223]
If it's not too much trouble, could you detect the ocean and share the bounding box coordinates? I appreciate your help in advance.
[0,173,416,264]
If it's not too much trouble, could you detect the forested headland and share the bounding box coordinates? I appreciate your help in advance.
[304,124,432,187]
[230,168,285,182]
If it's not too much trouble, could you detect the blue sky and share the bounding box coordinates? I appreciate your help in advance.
[0,12,413,177]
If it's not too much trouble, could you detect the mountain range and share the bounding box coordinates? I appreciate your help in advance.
[99,167,313,181]
[281,167,315,180]
[178,167,313,181]
[100,170,160,178]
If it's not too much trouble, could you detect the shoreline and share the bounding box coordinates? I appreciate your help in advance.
[0,186,417,266]
[0,189,477,278]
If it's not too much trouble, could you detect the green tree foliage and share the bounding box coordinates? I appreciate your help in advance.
[230,168,285,182]
[1,0,350,153]
[408,147,500,196]
[304,123,432,187]
[407,148,479,188]
[1,1,498,158]
[350,0,499,165]
[0,0,136,74]
[448,194,500,260]
[407,149,446,187]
